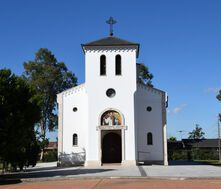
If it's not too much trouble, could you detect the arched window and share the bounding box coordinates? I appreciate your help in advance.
[115,55,121,75]
[100,55,106,75]
[73,133,78,146]
[147,132,153,145]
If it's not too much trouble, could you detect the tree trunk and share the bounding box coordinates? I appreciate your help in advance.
[40,149,44,161]
[39,120,46,161]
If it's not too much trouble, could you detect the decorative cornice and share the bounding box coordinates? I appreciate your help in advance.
[137,82,166,95]
[96,125,127,130]
[84,46,137,54]
[57,83,86,97]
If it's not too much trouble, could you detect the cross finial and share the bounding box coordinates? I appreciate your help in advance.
[106,17,117,36]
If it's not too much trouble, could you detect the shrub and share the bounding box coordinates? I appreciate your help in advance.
[43,150,57,162]
[168,149,219,161]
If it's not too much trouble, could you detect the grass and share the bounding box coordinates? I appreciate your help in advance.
[195,160,221,166]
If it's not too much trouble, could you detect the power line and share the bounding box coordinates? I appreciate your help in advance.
[218,116,221,162]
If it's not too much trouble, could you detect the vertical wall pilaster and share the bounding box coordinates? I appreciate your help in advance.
[122,128,125,161]
[162,93,168,165]
[57,94,63,157]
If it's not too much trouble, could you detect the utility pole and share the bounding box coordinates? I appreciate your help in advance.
[178,130,185,148]
[178,130,185,140]
[218,116,221,162]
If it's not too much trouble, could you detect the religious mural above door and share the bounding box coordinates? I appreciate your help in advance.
[101,110,122,126]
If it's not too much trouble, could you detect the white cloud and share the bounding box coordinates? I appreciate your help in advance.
[173,107,181,114]
[205,87,220,94]
[172,104,187,114]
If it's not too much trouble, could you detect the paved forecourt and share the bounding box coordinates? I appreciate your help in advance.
[1,162,221,182]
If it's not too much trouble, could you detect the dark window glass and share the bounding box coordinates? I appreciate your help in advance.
[100,55,106,75]
[115,55,121,75]
[73,107,78,112]
[146,106,152,112]
[147,132,153,145]
[73,133,78,146]
[106,88,116,98]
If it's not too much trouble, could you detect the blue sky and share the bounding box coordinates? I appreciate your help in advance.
[1,0,221,140]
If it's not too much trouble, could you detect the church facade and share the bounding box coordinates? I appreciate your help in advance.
[57,33,168,166]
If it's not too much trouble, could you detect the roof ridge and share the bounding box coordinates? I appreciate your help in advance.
[81,36,140,57]
[82,36,139,46]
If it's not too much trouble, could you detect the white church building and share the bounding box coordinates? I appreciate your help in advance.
[57,19,168,166]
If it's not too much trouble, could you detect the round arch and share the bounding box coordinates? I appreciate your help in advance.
[99,108,124,126]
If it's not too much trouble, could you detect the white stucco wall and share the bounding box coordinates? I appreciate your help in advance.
[61,85,88,154]
[85,47,137,163]
[135,85,165,162]
[57,44,167,166]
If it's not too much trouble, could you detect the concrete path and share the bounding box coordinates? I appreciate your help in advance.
[1,161,221,183]
[140,164,221,178]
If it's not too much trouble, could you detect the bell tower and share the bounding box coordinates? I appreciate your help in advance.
[81,18,140,166]
[82,17,139,90]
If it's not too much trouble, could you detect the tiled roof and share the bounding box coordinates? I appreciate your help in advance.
[82,36,139,46]
[168,139,221,149]
[81,36,140,57]
[182,139,221,148]
[46,141,57,149]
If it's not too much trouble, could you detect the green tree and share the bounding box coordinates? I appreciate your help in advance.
[168,136,177,141]
[23,48,77,159]
[0,69,41,171]
[188,124,205,139]
[137,63,154,87]
[216,90,221,121]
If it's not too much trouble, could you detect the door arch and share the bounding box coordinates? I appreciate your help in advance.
[102,132,122,163]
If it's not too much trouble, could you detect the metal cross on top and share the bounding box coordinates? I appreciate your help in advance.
[106,17,117,36]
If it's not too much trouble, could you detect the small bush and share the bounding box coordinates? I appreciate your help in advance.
[43,150,57,162]
[171,150,188,160]
[168,149,219,161]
